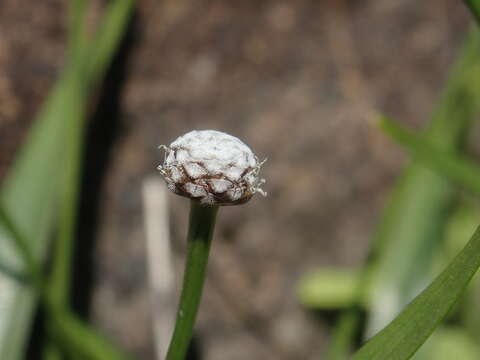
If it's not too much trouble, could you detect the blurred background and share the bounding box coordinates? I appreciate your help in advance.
[0,1,476,359]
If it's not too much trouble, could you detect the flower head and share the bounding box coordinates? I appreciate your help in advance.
[158,130,266,206]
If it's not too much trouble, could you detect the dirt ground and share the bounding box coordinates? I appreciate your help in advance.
[0,0,471,359]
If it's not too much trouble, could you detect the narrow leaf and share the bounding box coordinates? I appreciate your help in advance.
[0,201,134,360]
[0,1,134,358]
[365,27,480,336]
[378,116,480,196]
[324,28,480,357]
[352,226,480,360]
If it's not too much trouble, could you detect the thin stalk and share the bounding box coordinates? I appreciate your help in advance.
[326,307,361,360]
[325,264,372,359]
[166,201,219,360]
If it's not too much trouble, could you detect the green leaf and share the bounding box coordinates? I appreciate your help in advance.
[50,0,135,320]
[0,1,134,358]
[323,28,480,358]
[351,226,480,360]
[51,309,134,360]
[377,116,480,196]
[0,194,134,360]
[0,75,85,360]
[365,27,480,336]
[450,203,480,341]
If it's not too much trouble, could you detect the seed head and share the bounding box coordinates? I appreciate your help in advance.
[158,130,266,206]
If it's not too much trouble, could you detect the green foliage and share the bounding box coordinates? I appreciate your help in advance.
[0,0,134,359]
[0,63,85,360]
[378,116,480,196]
[316,27,480,360]
[2,0,480,359]
[352,226,480,360]
[366,27,480,336]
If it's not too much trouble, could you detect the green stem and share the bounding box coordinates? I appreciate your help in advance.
[166,201,219,360]
[326,307,361,360]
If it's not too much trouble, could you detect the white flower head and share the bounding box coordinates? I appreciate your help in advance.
[158,130,266,206]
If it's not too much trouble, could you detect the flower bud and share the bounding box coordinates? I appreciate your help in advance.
[158,130,266,206]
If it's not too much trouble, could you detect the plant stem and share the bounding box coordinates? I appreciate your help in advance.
[166,201,219,360]
[326,307,361,360]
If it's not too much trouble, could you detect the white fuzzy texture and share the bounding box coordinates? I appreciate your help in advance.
[158,130,266,205]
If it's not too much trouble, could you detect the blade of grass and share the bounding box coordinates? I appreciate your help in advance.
[0,0,134,358]
[351,225,480,360]
[44,80,87,360]
[48,0,135,321]
[44,2,90,358]
[50,310,135,360]
[365,27,480,337]
[0,203,134,360]
[67,0,88,56]
[377,118,480,352]
[443,202,480,341]
[47,0,134,358]
[377,116,480,195]
[46,0,135,313]
[0,75,85,360]
[85,0,135,81]
[0,202,46,297]
[324,27,480,359]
